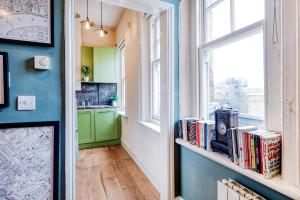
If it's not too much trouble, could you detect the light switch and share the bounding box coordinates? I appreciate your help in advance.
[34,56,50,70]
[17,96,36,110]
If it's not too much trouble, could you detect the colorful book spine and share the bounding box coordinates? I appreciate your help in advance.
[262,134,281,179]
[178,120,183,139]
[255,135,261,173]
[200,121,205,149]
[182,119,188,142]
[232,129,239,164]
[237,126,257,168]
[196,121,201,148]
[206,121,215,151]
[189,122,197,145]
[247,133,251,169]
[227,128,234,162]
[251,134,256,171]
[260,136,264,174]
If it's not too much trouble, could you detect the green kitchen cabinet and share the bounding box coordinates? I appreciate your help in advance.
[81,46,93,81]
[94,109,119,141]
[77,109,95,144]
[93,47,116,83]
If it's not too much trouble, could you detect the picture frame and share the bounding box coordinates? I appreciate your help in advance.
[0,121,59,199]
[0,1,54,47]
[0,52,9,108]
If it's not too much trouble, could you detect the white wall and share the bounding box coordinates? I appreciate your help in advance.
[115,9,162,191]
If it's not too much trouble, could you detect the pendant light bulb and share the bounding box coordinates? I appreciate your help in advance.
[99,29,105,37]
[85,20,90,30]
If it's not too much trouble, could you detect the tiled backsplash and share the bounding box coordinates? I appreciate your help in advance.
[76,83,117,106]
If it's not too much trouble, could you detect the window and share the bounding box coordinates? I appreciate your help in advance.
[151,17,161,122]
[118,40,126,111]
[201,0,265,125]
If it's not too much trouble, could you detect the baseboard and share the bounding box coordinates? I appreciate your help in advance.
[121,140,161,191]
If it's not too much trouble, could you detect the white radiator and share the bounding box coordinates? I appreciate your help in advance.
[217,179,266,200]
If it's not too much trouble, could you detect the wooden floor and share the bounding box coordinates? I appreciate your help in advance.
[76,145,160,200]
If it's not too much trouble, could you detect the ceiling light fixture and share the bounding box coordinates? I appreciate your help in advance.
[80,0,95,30]
[95,2,108,37]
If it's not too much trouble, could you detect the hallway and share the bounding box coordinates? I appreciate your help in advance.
[76,145,160,200]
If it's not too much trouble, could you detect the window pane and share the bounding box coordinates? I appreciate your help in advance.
[205,0,230,42]
[152,62,160,117]
[206,30,264,119]
[234,0,264,30]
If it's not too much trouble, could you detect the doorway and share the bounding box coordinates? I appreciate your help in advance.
[64,0,175,199]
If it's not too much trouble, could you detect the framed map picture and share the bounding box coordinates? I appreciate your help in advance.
[0,52,9,108]
[0,0,54,47]
[0,121,59,199]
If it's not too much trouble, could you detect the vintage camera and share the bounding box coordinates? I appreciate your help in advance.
[211,108,239,155]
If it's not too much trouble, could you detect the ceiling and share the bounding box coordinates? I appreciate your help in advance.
[76,0,125,29]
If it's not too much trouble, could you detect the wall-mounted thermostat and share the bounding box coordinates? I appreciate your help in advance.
[17,96,36,111]
[34,56,50,70]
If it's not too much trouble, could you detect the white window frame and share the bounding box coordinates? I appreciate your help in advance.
[199,0,266,125]
[118,40,126,112]
[196,0,300,194]
[151,16,161,123]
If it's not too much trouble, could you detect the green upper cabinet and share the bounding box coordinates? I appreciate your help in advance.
[77,109,95,144]
[94,109,118,142]
[93,47,116,83]
[81,46,94,81]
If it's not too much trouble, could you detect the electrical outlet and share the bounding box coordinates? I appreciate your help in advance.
[17,96,36,111]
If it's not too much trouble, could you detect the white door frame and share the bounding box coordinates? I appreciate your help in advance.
[64,0,175,200]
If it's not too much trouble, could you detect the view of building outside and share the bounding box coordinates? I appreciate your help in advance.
[207,31,264,119]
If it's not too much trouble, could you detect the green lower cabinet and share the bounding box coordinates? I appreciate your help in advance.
[77,109,95,144]
[95,109,118,141]
[77,109,121,149]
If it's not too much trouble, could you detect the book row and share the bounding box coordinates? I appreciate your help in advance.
[178,118,282,179]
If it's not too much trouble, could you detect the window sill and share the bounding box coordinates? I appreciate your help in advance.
[176,138,300,200]
[137,121,160,134]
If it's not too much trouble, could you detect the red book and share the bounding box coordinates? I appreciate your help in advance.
[196,121,201,148]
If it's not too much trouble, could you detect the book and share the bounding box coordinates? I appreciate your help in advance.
[237,126,257,168]
[254,135,261,173]
[262,133,281,179]
[206,121,215,151]
[196,121,201,148]
[246,132,251,169]
[182,119,188,142]
[200,121,206,149]
[227,128,234,162]
[189,122,197,145]
[251,134,256,171]
[249,130,280,176]
[231,128,239,164]
[178,120,183,139]
[182,118,198,142]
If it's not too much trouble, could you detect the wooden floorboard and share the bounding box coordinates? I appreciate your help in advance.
[76,145,160,200]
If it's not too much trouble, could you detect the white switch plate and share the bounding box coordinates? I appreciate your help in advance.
[34,56,50,70]
[17,96,36,110]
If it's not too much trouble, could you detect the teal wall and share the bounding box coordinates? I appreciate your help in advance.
[180,147,292,200]
[0,1,64,199]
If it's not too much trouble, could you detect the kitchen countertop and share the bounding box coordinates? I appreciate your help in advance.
[77,105,118,110]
